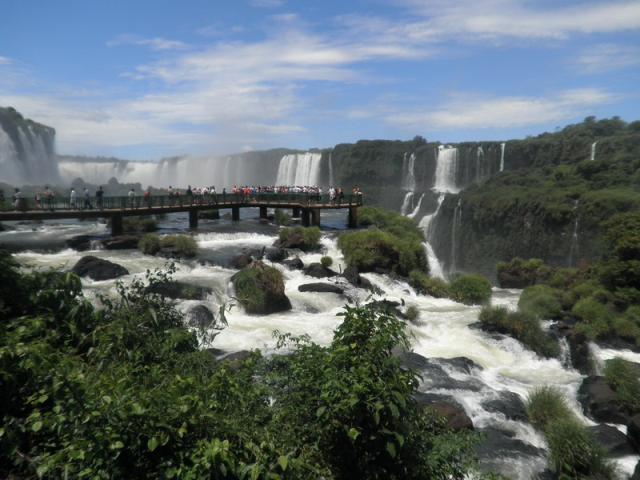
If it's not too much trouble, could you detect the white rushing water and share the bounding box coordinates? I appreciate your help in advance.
[275,152,323,186]
[328,150,335,187]
[406,193,425,219]
[476,145,485,182]
[400,191,414,216]
[500,142,506,172]
[402,152,417,191]
[434,146,459,193]
[590,141,597,162]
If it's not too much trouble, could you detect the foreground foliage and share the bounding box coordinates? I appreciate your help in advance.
[0,250,478,479]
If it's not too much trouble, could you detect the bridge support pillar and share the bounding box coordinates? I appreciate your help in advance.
[259,206,268,219]
[301,208,310,227]
[348,207,358,229]
[292,207,301,218]
[311,209,321,227]
[189,209,198,229]
[111,215,123,236]
[232,206,240,222]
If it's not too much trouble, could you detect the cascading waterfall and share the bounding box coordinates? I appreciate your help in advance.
[407,193,425,219]
[590,142,597,162]
[434,146,459,193]
[419,193,446,279]
[450,198,462,273]
[328,150,335,187]
[500,142,506,172]
[0,125,20,183]
[568,200,580,267]
[275,152,323,186]
[402,152,417,191]
[400,191,415,216]
[0,122,58,185]
[476,145,485,183]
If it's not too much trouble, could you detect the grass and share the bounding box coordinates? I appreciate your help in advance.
[525,386,573,429]
[278,226,321,250]
[603,358,640,414]
[408,270,450,298]
[449,275,492,306]
[138,234,198,258]
[274,208,291,226]
[138,234,161,255]
[518,285,562,319]
[405,305,419,322]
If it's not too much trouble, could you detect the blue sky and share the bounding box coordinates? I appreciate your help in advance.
[1,0,639,159]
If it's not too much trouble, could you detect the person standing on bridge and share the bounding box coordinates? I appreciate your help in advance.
[128,188,136,209]
[83,188,92,209]
[96,186,104,210]
[70,188,77,209]
[144,188,152,208]
[13,188,22,211]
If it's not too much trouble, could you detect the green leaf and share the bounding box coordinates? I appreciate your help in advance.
[386,442,396,458]
[148,437,159,452]
[111,440,124,450]
[278,455,288,471]
[102,395,112,404]
[32,420,43,432]
[316,406,326,417]
[347,427,360,441]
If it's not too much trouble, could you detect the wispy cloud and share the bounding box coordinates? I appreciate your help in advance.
[0,56,11,65]
[384,89,614,130]
[576,44,640,73]
[107,34,189,51]
[249,0,285,8]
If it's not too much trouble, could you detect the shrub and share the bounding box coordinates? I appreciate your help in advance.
[160,234,198,258]
[320,256,333,268]
[603,358,640,413]
[518,285,562,319]
[405,305,419,322]
[274,208,291,226]
[138,233,161,255]
[278,226,321,250]
[449,275,492,305]
[496,257,552,288]
[572,297,612,340]
[358,206,424,243]
[525,387,573,429]
[232,261,291,314]
[122,216,157,233]
[409,270,450,298]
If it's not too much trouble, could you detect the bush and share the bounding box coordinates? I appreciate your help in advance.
[138,233,161,255]
[449,275,492,305]
[496,257,552,288]
[320,256,333,268]
[572,297,612,340]
[525,387,573,429]
[518,285,562,319]
[409,270,450,298]
[603,358,640,414]
[405,305,419,322]
[479,307,560,358]
[358,206,424,243]
[232,261,291,314]
[278,226,321,250]
[122,216,157,233]
[274,208,291,226]
[160,235,198,258]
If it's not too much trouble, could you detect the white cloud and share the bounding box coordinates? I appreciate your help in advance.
[0,56,11,65]
[385,89,614,130]
[576,44,640,73]
[107,34,189,51]
[249,0,285,8]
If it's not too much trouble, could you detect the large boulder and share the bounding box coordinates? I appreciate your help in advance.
[588,424,636,456]
[566,329,593,375]
[147,281,212,300]
[481,391,528,422]
[414,392,473,430]
[283,257,304,270]
[342,265,377,292]
[304,262,337,278]
[578,376,628,424]
[71,256,129,281]
[186,305,216,329]
[396,351,483,392]
[632,460,640,480]
[66,235,93,251]
[229,253,253,269]
[628,414,640,452]
[298,283,344,294]
[265,247,288,262]
[102,235,140,250]
[232,261,292,315]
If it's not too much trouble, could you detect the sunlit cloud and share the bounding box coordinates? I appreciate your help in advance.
[107,34,189,51]
[576,44,640,73]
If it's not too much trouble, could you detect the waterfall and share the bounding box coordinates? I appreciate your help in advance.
[0,120,58,185]
[407,193,425,219]
[590,142,597,162]
[402,152,416,191]
[450,198,462,273]
[476,145,484,183]
[275,152,322,186]
[400,191,414,216]
[0,125,20,183]
[500,142,506,172]
[419,194,445,238]
[423,242,446,280]
[328,150,335,186]
[419,194,447,279]
[433,146,459,193]
[568,200,580,267]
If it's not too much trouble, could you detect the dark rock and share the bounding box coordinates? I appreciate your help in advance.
[283,257,304,270]
[186,305,215,329]
[475,427,546,479]
[578,376,628,424]
[588,424,636,456]
[298,283,344,294]
[367,299,405,318]
[147,281,212,300]
[274,230,318,251]
[566,329,593,375]
[231,261,291,315]
[628,414,640,452]
[342,265,380,292]
[413,391,460,407]
[304,262,337,278]
[71,256,129,281]
[66,235,93,251]
[219,350,253,371]
[102,235,140,250]
[414,392,473,430]
[265,247,288,262]
[396,351,483,392]
[481,391,528,422]
[434,357,483,374]
[199,209,220,220]
[632,460,640,480]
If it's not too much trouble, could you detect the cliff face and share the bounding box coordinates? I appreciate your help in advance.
[0,106,59,185]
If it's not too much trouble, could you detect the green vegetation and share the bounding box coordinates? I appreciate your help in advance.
[232,261,291,314]
[405,305,419,322]
[138,233,161,255]
[496,258,552,288]
[526,387,616,479]
[138,234,198,258]
[278,226,321,251]
[358,207,424,243]
[479,307,560,358]
[320,256,333,268]
[409,270,450,298]
[517,285,562,320]
[449,275,492,306]
[122,216,158,233]
[603,358,640,414]
[274,208,291,226]
[0,249,479,478]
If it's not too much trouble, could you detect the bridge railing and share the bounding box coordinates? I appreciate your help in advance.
[1,192,363,212]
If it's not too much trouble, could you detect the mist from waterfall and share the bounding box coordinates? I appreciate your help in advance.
[434,146,459,193]
[275,152,323,186]
[500,142,506,172]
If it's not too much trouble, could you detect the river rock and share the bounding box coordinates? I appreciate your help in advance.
[396,351,483,392]
[231,261,292,315]
[632,461,640,480]
[147,281,212,300]
[186,305,216,329]
[229,253,253,269]
[578,376,628,424]
[71,256,129,281]
[434,356,482,374]
[102,235,141,250]
[283,257,304,270]
[342,265,375,290]
[475,427,546,479]
[265,247,288,262]
[304,262,337,278]
[481,391,528,422]
[414,392,473,430]
[298,283,344,294]
[66,235,93,251]
[628,414,640,452]
[566,329,593,375]
[588,424,636,456]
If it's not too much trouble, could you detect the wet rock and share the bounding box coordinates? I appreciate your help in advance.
[481,391,528,422]
[147,281,212,300]
[304,262,337,278]
[566,329,594,375]
[578,376,628,424]
[632,461,640,480]
[434,357,482,374]
[283,257,304,270]
[588,424,636,456]
[414,392,473,430]
[475,427,546,479]
[628,414,640,452]
[219,350,254,371]
[232,261,291,315]
[229,253,253,269]
[186,305,216,329]
[342,265,375,290]
[71,256,129,281]
[102,235,140,250]
[265,247,288,262]
[198,209,220,220]
[66,235,93,251]
[396,351,484,392]
[298,283,344,294]
[368,299,405,319]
